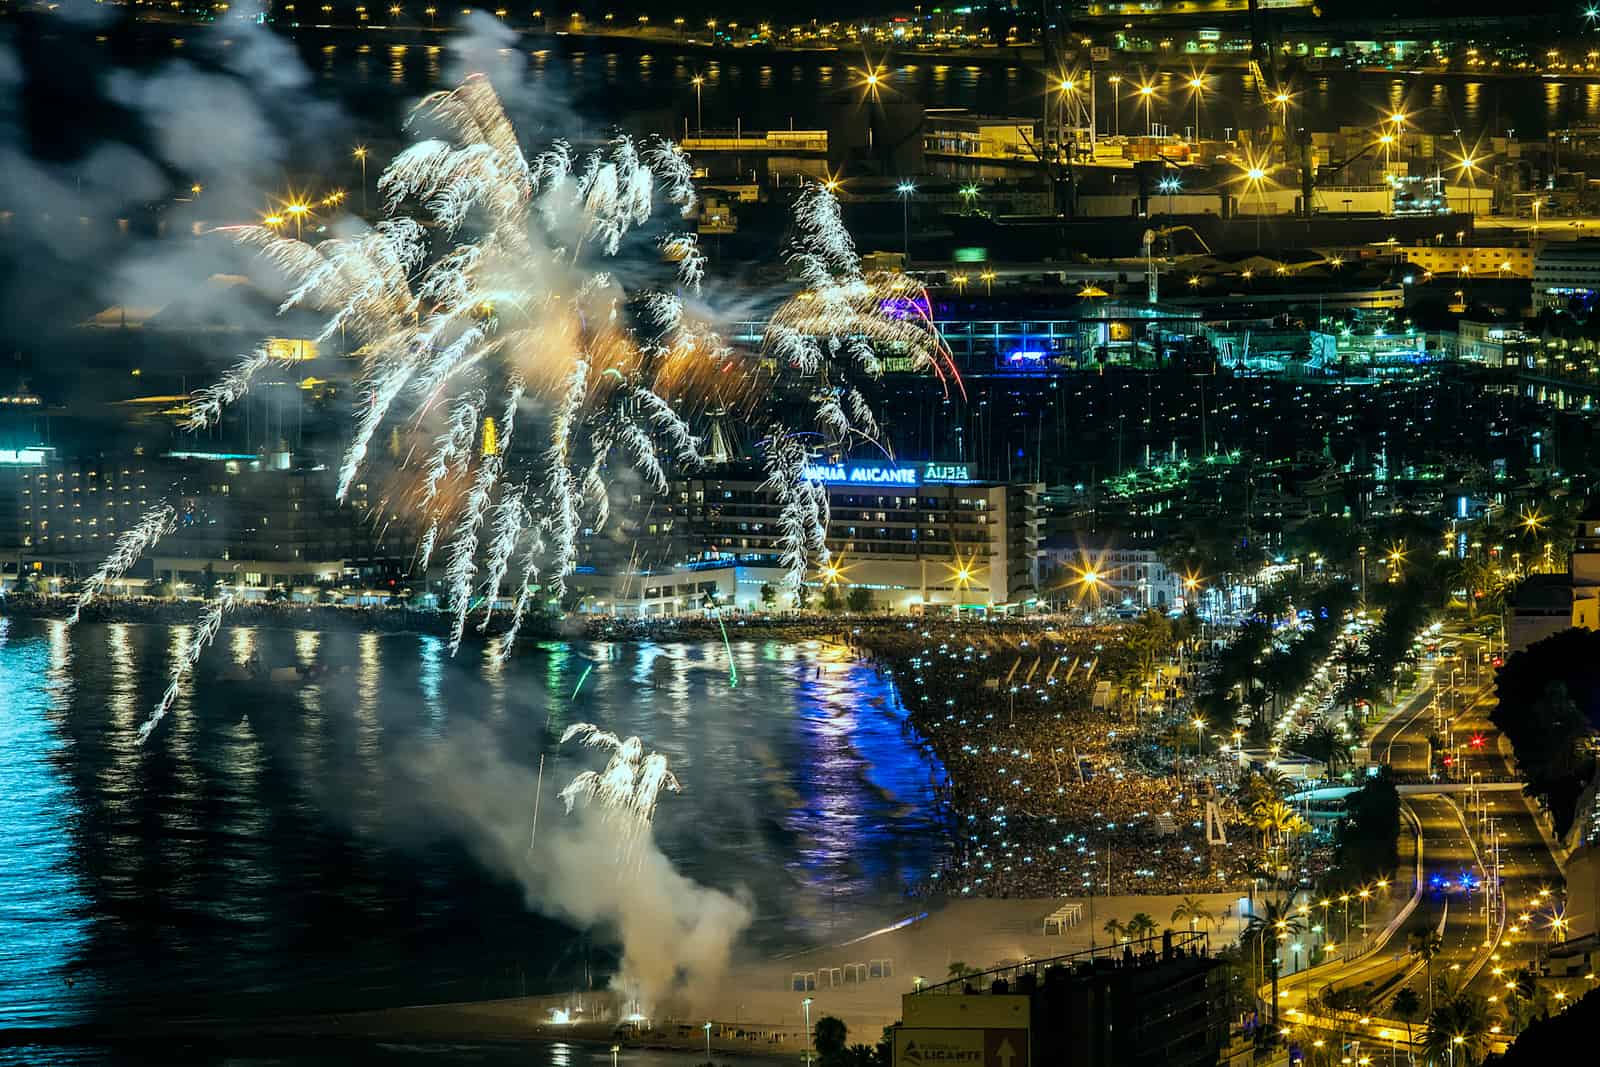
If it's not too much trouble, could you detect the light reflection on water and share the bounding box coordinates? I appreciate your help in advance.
[0,620,944,1035]
[0,620,93,1028]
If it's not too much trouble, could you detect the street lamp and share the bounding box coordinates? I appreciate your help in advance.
[285,201,309,241]
[1057,77,1078,148]
[1193,717,1206,756]
[691,75,704,137]
[980,269,996,295]
[1159,176,1181,213]
[1137,82,1156,136]
[1454,153,1482,215]
[896,181,916,261]
[1107,73,1122,137]
[353,145,368,215]
[1271,90,1291,160]
[1188,75,1205,144]
[703,1021,712,1061]
[1242,163,1269,249]
[803,997,814,1065]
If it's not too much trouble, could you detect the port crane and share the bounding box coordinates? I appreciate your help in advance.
[1142,224,1213,303]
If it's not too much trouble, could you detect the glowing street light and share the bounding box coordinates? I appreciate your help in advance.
[1453,151,1484,214]
[897,181,916,261]
[980,268,996,295]
[285,201,310,240]
[1107,73,1123,137]
[1137,82,1157,136]
[1188,74,1206,143]
[1271,89,1292,151]
[691,75,704,137]
[353,144,369,215]
[1159,175,1181,212]
[1240,160,1271,248]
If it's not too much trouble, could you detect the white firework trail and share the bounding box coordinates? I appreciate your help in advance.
[136,591,234,745]
[750,181,960,588]
[444,381,523,652]
[68,504,178,625]
[186,348,270,430]
[477,483,528,633]
[415,389,484,570]
[557,722,681,842]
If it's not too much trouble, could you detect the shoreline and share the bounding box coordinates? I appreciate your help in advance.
[0,894,1249,1060]
[0,594,1069,647]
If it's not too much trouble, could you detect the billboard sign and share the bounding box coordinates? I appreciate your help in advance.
[894,1029,1028,1067]
[802,461,976,487]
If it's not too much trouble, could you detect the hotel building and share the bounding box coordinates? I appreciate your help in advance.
[646,460,1042,614]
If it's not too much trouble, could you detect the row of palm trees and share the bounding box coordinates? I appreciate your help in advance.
[1292,982,1496,1067]
[1102,911,1162,944]
[1240,771,1311,883]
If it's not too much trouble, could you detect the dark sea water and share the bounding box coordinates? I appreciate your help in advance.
[0,616,943,1043]
[283,29,1600,143]
[79,24,1600,148]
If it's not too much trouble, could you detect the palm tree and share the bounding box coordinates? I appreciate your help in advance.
[813,1015,849,1062]
[1423,990,1493,1066]
[1502,968,1543,1033]
[1127,912,1159,942]
[1251,798,1308,875]
[1295,723,1352,778]
[1103,917,1125,944]
[1244,898,1304,1024]
[1172,896,1216,932]
[946,960,971,981]
[1409,929,1444,1014]
[1391,986,1422,1058]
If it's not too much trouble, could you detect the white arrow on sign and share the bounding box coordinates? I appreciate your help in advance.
[995,1038,1016,1067]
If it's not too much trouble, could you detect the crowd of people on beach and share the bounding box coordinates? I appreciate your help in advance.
[854,625,1260,899]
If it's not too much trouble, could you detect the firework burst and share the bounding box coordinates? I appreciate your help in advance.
[557,721,681,829]
[97,74,955,691]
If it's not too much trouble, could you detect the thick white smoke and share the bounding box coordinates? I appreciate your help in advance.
[406,726,752,1010]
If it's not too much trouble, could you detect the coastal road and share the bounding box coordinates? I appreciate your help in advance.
[1281,630,1562,1049]
[1438,673,1565,998]
[1283,794,1485,1016]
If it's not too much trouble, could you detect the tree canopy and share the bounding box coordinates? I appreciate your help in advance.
[1333,767,1401,884]
[1493,628,1600,835]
